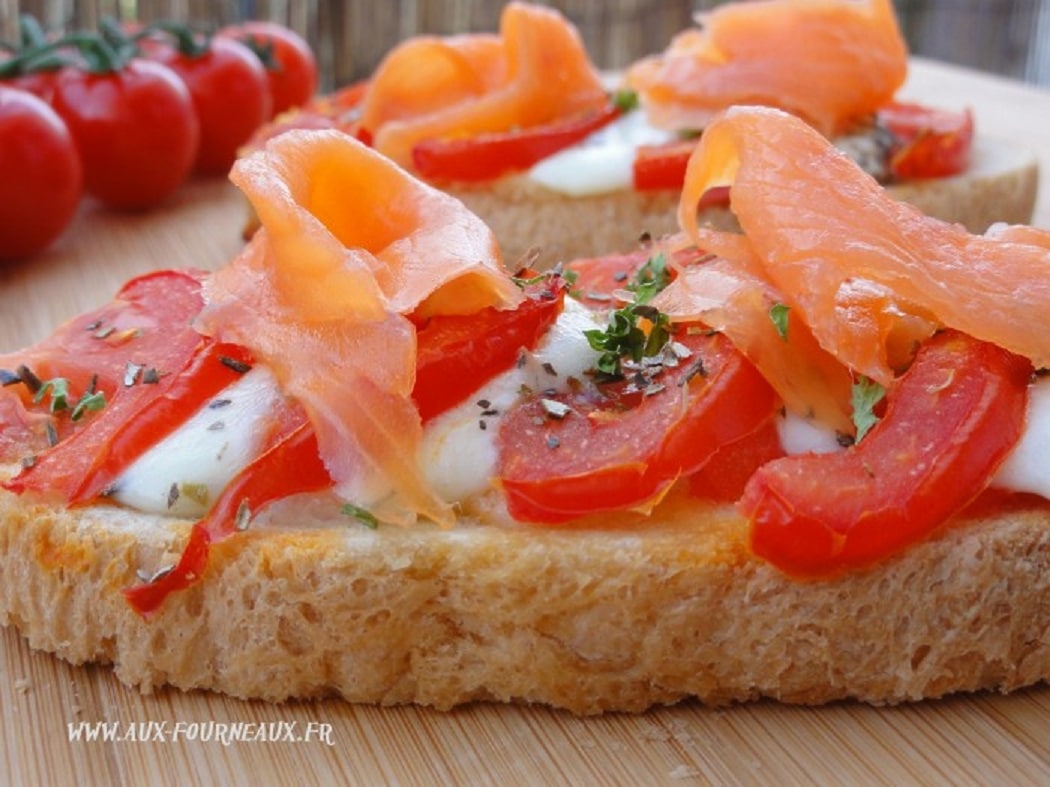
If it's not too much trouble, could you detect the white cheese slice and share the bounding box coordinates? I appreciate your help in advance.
[527,110,676,197]
[111,366,285,518]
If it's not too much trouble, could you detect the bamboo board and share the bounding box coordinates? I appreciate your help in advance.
[3,59,1050,786]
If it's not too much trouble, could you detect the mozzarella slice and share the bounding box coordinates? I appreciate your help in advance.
[111,366,285,518]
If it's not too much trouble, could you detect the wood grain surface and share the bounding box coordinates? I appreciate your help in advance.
[3,59,1050,786]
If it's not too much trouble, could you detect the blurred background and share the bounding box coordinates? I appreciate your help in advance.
[3,0,1049,91]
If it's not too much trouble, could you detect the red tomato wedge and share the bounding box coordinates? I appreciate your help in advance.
[411,103,620,182]
[742,331,1032,577]
[413,273,566,422]
[878,102,973,180]
[633,138,697,191]
[688,415,785,503]
[0,270,208,456]
[563,244,712,308]
[123,406,329,616]
[7,342,254,504]
[564,248,652,304]
[498,330,779,523]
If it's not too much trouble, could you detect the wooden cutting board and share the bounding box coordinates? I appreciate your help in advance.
[3,59,1050,786]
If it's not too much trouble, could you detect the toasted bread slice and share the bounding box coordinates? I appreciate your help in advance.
[2,479,1048,714]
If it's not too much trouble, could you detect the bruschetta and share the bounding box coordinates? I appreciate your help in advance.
[1,106,1049,713]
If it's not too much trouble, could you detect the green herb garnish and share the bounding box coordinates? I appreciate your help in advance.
[33,377,70,413]
[612,89,639,113]
[583,252,675,380]
[851,376,886,443]
[770,302,791,341]
[585,303,671,379]
[70,389,106,421]
[626,252,671,305]
[341,503,379,530]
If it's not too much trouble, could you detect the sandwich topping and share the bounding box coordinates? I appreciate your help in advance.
[0,37,1040,613]
[248,0,973,197]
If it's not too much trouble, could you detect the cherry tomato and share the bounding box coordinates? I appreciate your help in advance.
[743,331,1031,577]
[150,35,271,174]
[877,102,974,180]
[0,16,62,101]
[498,330,780,523]
[219,21,318,118]
[0,86,82,260]
[412,273,566,422]
[0,67,60,102]
[51,60,199,210]
[411,102,622,181]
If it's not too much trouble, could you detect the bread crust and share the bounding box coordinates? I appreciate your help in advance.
[3,477,1048,715]
[447,136,1039,265]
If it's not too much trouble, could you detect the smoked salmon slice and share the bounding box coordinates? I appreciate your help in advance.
[670,106,1050,391]
[360,2,608,168]
[653,236,855,435]
[626,0,908,136]
[196,129,522,526]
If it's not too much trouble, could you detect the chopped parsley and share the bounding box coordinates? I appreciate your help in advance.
[585,303,672,379]
[33,375,106,421]
[33,377,71,413]
[851,376,886,443]
[70,389,106,421]
[341,503,379,529]
[612,88,639,113]
[770,303,791,341]
[512,266,575,290]
[584,253,674,380]
[625,252,671,305]
[220,355,252,374]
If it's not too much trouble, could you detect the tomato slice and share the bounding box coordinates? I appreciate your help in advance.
[687,415,785,503]
[877,102,973,180]
[413,273,566,422]
[0,269,206,402]
[0,270,207,454]
[411,102,621,182]
[498,330,780,523]
[743,330,1031,577]
[2,270,254,503]
[6,340,254,502]
[565,248,653,308]
[564,245,707,308]
[632,136,732,204]
[632,138,696,191]
[123,405,329,616]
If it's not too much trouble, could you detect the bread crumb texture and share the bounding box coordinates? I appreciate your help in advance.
[2,485,1050,714]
